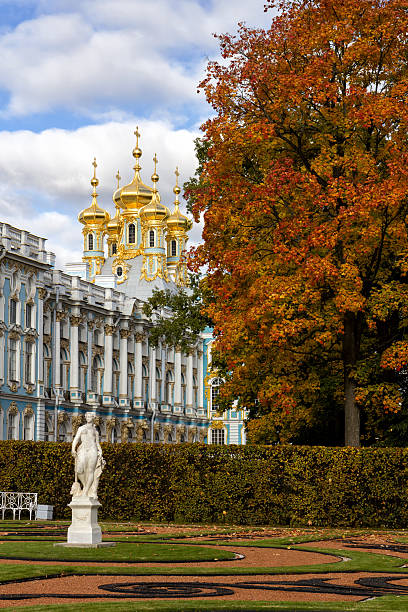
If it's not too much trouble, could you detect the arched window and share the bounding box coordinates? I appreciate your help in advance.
[111,427,118,443]
[142,429,147,442]
[23,414,33,441]
[165,371,173,405]
[92,356,99,393]
[117,266,123,278]
[113,359,120,397]
[149,230,155,247]
[211,428,225,445]
[112,243,117,255]
[88,234,94,250]
[128,362,134,398]
[171,240,177,257]
[59,421,68,442]
[168,432,173,443]
[211,378,223,412]
[25,303,32,328]
[8,412,18,440]
[154,431,160,443]
[8,339,18,381]
[44,419,50,442]
[128,223,136,244]
[9,299,17,325]
[24,342,33,384]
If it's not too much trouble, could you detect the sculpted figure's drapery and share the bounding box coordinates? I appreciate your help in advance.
[71,412,105,499]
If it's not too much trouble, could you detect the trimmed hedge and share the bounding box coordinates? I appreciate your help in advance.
[0,442,407,527]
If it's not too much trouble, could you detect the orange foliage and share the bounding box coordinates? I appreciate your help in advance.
[191,0,408,445]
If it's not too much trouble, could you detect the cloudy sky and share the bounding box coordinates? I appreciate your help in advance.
[0,0,271,268]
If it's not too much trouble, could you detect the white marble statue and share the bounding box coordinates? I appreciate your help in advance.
[70,412,105,499]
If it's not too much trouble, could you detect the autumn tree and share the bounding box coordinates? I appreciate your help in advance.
[190,0,408,446]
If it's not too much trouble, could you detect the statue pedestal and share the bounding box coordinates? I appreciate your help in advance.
[67,496,102,545]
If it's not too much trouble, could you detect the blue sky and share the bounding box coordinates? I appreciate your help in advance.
[0,0,271,266]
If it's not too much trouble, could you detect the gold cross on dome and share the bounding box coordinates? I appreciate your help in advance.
[134,126,140,147]
[92,157,97,177]
[116,170,121,188]
[153,153,158,173]
[175,166,180,185]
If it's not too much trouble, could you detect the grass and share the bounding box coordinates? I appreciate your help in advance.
[0,540,235,562]
[1,523,408,611]
[9,597,408,611]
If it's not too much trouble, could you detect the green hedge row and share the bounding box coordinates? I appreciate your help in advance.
[0,442,407,527]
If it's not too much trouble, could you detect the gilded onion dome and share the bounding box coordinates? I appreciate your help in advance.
[106,170,122,237]
[78,158,110,227]
[140,154,170,222]
[167,167,188,231]
[119,127,153,211]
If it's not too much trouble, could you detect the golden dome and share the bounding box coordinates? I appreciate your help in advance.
[119,127,153,211]
[78,158,110,227]
[139,154,169,223]
[167,167,188,232]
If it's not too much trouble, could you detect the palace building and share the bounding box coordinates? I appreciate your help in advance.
[0,130,246,445]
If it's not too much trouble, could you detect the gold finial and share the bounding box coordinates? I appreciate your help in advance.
[151,153,159,188]
[133,126,142,161]
[116,170,121,189]
[173,166,181,200]
[91,157,99,192]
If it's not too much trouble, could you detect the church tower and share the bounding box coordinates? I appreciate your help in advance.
[166,167,189,286]
[139,154,170,282]
[78,159,110,280]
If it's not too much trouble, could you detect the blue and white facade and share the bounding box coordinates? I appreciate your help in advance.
[0,133,247,446]
[202,327,247,445]
[0,221,210,443]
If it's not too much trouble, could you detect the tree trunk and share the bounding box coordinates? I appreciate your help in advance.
[344,374,360,447]
[342,311,362,447]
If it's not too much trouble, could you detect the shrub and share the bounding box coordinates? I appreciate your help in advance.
[0,442,407,527]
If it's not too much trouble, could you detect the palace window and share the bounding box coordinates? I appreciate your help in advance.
[23,414,33,441]
[112,243,117,255]
[88,234,94,250]
[59,422,68,442]
[128,223,136,244]
[25,303,32,328]
[8,339,17,380]
[8,412,17,440]
[149,230,155,247]
[211,378,222,412]
[24,342,33,384]
[44,419,51,442]
[9,299,17,325]
[211,428,225,445]
[117,267,123,278]
[171,240,177,257]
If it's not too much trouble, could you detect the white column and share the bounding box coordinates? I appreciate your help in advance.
[160,343,166,404]
[134,332,143,403]
[103,323,114,396]
[174,346,182,408]
[37,289,44,385]
[119,324,129,402]
[87,321,93,393]
[69,315,80,391]
[197,348,204,412]
[186,350,194,410]
[54,313,62,388]
[149,345,156,402]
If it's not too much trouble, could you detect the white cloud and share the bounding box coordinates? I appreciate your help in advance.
[0,120,201,267]
[0,0,271,118]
